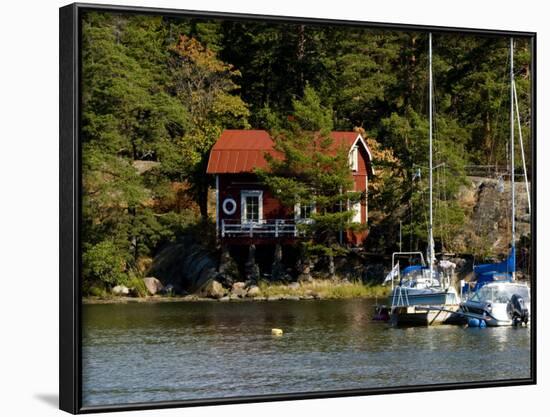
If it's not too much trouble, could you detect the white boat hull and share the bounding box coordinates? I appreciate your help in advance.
[389,286,461,326]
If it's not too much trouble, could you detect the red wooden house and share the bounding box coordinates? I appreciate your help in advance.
[206,129,374,245]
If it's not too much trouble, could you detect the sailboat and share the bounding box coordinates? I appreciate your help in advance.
[386,33,461,326]
[459,38,531,327]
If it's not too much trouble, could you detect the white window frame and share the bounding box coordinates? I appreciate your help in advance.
[241,190,263,224]
[351,200,361,223]
[294,201,316,224]
[349,145,359,171]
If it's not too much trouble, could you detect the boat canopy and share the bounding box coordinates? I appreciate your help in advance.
[469,247,515,291]
[402,265,424,276]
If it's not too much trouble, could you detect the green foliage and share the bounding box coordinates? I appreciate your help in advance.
[82,241,127,288]
[126,277,149,298]
[257,87,363,257]
[80,11,532,283]
[167,34,250,216]
[81,12,248,289]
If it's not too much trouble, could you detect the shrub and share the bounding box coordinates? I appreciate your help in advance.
[126,276,148,297]
[82,240,127,288]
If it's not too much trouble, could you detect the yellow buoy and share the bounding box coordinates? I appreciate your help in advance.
[271,328,283,336]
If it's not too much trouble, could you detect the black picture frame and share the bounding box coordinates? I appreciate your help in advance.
[60,3,537,414]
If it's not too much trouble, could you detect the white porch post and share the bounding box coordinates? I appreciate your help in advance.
[215,175,220,237]
[365,174,369,224]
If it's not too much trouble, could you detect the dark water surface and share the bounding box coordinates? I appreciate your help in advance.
[82,299,531,407]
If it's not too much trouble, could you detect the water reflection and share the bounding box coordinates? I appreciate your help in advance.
[82,299,531,407]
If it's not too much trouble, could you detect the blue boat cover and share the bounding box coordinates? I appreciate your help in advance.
[402,265,424,276]
[466,247,515,292]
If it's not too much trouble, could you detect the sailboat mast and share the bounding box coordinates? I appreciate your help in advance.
[428,32,434,278]
[510,37,516,280]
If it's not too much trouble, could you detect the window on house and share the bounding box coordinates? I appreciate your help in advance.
[295,201,315,222]
[349,146,359,171]
[300,203,314,219]
[241,191,262,223]
[351,201,361,223]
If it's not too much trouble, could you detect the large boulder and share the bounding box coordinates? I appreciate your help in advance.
[148,239,219,293]
[199,280,226,299]
[231,282,247,298]
[112,285,129,296]
[142,277,164,295]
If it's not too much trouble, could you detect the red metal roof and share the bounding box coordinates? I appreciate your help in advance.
[206,129,371,174]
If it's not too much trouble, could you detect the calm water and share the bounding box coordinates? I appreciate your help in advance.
[82,299,531,407]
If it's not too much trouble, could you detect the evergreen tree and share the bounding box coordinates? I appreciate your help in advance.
[167,34,249,218]
[257,87,364,272]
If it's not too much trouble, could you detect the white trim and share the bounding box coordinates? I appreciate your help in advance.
[348,134,375,175]
[215,175,220,236]
[349,145,359,171]
[352,200,361,223]
[294,201,316,223]
[350,134,373,161]
[365,174,369,224]
[241,190,263,223]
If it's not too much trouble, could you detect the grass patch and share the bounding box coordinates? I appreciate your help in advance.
[257,280,389,299]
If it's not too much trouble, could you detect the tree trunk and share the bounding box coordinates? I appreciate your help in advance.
[198,184,208,220]
[296,24,306,91]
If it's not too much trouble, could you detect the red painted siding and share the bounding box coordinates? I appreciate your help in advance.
[218,174,292,222]
[212,130,374,245]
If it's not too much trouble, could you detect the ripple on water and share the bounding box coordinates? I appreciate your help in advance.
[82,299,531,406]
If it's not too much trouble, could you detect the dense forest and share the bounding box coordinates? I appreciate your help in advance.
[80,12,532,292]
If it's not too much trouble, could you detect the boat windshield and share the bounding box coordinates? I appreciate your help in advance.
[469,284,530,303]
[401,268,441,288]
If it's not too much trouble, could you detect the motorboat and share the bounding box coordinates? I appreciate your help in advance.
[460,281,530,327]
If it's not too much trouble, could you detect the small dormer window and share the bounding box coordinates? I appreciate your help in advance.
[349,146,359,171]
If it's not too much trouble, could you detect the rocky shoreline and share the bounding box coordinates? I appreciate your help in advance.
[84,279,389,304]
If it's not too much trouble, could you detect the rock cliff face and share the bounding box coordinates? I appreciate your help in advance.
[451,177,531,256]
[148,240,219,293]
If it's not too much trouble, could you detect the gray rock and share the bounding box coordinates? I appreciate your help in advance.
[142,277,164,295]
[199,280,226,299]
[148,240,219,294]
[288,282,300,290]
[112,285,129,296]
[219,296,230,302]
[267,295,282,301]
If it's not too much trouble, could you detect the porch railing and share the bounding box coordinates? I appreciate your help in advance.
[221,219,306,238]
